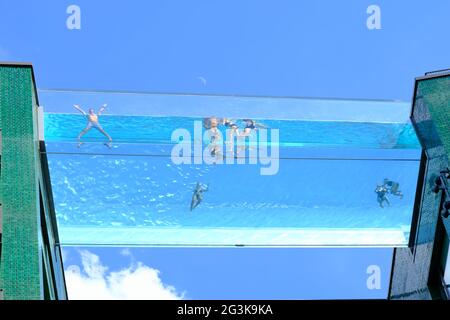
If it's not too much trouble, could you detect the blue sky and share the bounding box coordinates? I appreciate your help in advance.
[2,1,449,299]
[62,247,392,299]
[1,1,449,100]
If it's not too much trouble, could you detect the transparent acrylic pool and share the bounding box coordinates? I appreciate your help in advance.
[44,108,421,246]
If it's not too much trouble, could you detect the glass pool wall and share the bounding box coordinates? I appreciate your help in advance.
[41,90,421,246]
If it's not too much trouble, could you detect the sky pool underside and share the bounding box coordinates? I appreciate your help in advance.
[45,111,421,247]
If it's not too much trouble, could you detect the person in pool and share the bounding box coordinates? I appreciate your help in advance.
[222,118,240,154]
[375,184,390,208]
[235,119,268,156]
[222,118,239,130]
[203,116,222,158]
[74,104,113,148]
[240,119,268,137]
[383,179,404,199]
[191,182,208,211]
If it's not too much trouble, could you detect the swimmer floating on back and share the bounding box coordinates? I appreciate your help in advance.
[191,182,209,211]
[74,104,113,148]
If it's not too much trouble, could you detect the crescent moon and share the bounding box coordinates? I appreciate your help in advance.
[197,76,207,86]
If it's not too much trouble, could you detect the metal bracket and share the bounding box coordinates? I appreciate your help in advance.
[37,106,45,141]
[433,168,450,218]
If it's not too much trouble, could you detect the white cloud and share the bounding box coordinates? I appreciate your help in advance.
[65,250,184,300]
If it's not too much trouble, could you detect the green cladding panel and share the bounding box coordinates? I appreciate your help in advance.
[389,72,450,300]
[0,65,41,300]
[417,76,450,159]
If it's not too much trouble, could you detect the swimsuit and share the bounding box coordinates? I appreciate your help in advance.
[85,121,103,130]
[243,119,256,130]
[224,121,238,129]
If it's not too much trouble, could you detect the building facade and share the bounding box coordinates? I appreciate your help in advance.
[389,70,450,299]
[0,63,67,300]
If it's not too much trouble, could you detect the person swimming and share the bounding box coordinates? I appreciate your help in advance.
[74,104,113,148]
[240,119,268,136]
[234,119,268,156]
[203,116,222,158]
[223,118,239,130]
[241,119,256,137]
[222,118,240,154]
[190,182,209,211]
[383,179,403,199]
[375,185,390,208]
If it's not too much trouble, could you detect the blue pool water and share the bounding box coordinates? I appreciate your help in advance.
[45,114,421,246]
[45,114,420,148]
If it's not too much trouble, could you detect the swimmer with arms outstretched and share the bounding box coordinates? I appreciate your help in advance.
[74,104,113,148]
